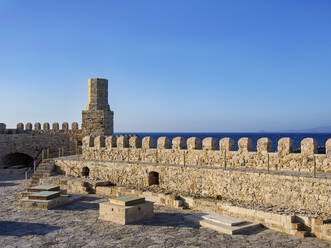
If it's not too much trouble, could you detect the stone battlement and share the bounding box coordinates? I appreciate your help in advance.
[82,135,331,174]
[0,122,82,134]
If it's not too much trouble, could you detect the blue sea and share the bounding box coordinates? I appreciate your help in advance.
[115,132,331,152]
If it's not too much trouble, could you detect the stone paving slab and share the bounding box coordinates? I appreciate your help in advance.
[28,185,60,192]
[0,174,330,248]
[198,213,247,226]
[28,191,61,200]
[109,195,145,206]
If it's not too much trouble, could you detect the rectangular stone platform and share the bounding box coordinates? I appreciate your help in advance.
[27,185,60,193]
[28,191,61,200]
[184,213,261,235]
[99,201,154,225]
[109,195,145,206]
[20,194,84,210]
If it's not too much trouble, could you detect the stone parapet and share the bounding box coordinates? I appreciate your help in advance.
[82,136,331,174]
[53,158,331,217]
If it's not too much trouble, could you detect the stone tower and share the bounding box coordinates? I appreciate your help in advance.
[82,78,114,137]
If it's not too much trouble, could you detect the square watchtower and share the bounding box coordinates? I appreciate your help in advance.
[82,78,114,136]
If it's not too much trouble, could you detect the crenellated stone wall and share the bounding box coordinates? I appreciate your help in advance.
[81,136,331,174]
[54,157,331,216]
[0,122,82,166]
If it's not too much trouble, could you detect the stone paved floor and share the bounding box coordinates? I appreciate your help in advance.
[0,174,330,248]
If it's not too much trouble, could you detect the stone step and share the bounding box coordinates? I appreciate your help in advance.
[198,213,247,226]
[184,213,261,235]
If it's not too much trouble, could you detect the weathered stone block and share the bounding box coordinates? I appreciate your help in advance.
[106,136,117,148]
[95,136,106,148]
[203,137,217,151]
[187,137,201,150]
[72,122,79,130]
[238,138,253,152]
[219,138,235,151]
[25,122,32,131]
[157,137,170,149]
[326,139,331,157]
[129,136,141,148]
[52,122,59,131]
[83,136,94,148]
[0,123,5,130]
[301,138,317,155]
[257,138,273,153]
[99,201,154,225]
[34,122,41,131]
[117,136,129,148]
[16,123,24,130]
[62,122,69,131]
[278,137,294,156]
[142,136,155,149]
[43,122,50,131]
[172,137,185,150]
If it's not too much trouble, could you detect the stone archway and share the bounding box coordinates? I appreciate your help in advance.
[1,153,34,168]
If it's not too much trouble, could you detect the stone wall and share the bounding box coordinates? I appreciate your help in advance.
[0,122,82,142]
[54,157,331,216]
[82,136,331,174]
[0,133,77,165]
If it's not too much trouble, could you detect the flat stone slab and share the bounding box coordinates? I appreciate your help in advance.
[99,201,153,224]
[28,191,61,200]
[184,213,261,235]
[109,195,145,206]
[20,194,84,209]
[195,213,247,226]
[28,185,60,192]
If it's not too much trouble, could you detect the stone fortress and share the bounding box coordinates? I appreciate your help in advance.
[0,78,330,241]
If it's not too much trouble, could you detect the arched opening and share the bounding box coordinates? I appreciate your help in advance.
[148,171,159,186]
[82,167,90,177]
[2,153,34,168]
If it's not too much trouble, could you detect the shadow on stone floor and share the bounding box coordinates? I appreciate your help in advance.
[53,195,103,211]
[131,212,199,228]
[0,175,25,181]
[134,213,267,235]
[0,182,18,187]
[0,221,61,236]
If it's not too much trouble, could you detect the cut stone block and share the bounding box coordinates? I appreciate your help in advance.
[184,213,261,235]
[28,185,60,192]
[99,201,153,225]
[20,194,83,210]
[28,191,61,200]
[197,213,247,226]
[109,195,145,206]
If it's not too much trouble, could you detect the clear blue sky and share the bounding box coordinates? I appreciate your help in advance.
[0,0,330,132]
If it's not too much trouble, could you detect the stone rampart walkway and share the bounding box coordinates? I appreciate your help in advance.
[0,174,330,248]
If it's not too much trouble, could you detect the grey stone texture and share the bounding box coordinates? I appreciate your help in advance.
[172,137,185,150]
[187,137,201,150]
[1,174,330,247]
[82,136,331,174]
[278,138,294,155]
[142,136,155,149]
[0,134,76,165]
[157,137,170,149]
[55,157,331,216]
[82,78,114,137]
[219,138,235,151]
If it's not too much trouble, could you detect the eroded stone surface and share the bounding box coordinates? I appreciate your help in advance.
[0,174,330,248]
